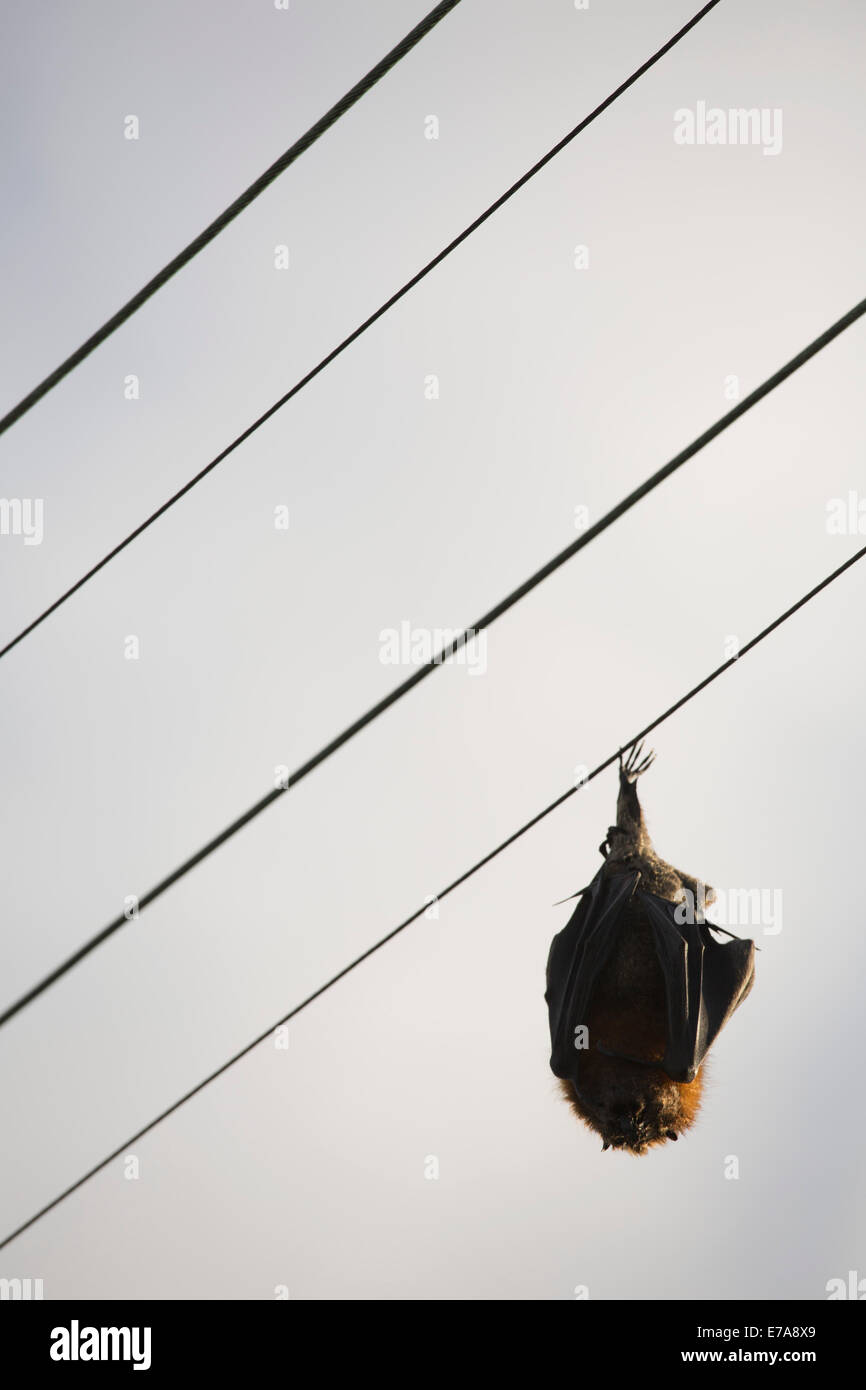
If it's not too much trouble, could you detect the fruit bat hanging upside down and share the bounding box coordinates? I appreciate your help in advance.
[545,743,755,1155]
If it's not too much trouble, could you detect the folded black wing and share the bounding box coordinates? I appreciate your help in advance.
[640,890,755,1082]
[545,868,640,1081]
[545,871,756,1085]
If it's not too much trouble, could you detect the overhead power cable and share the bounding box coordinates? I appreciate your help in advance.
[2,539,864,1253]
[0,0,725,661]
[1,292,864,1032]
[0,0,462,438]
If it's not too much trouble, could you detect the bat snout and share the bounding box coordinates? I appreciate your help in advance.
[559,1047,704,1155]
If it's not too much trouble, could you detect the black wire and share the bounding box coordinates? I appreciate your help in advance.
[2,540,863,1253]
[0,1,462,438]
[1,290,863,1031]
[0,0,725,662]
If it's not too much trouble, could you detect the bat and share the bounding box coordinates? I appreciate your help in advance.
[545,743,755,1153]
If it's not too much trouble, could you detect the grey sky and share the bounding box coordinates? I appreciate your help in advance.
[1,0,864,1299]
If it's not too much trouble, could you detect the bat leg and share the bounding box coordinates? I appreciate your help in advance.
[615,746,655,843]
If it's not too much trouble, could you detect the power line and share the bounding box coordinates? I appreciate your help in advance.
[0,1,463,438]
[1,292,864,1031]
[3,539,863,1253]
[0,0,725,662]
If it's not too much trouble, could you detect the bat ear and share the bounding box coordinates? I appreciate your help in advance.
[601,1142,610,1152]
[666,1131,678,1142]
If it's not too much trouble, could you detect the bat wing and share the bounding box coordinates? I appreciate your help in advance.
[640,890,755,1082]
[545,871,756,1085]
[545,867,641,1080]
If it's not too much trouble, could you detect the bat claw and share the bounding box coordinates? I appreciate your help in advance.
[620,740,656,783]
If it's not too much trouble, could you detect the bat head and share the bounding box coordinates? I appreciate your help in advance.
[558,1051,704,1155]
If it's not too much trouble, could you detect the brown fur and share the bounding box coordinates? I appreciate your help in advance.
[557,1065,704,1155]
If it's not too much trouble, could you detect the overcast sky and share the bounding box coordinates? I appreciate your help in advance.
[1,0,864,1300]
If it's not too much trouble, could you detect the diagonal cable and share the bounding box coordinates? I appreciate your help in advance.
[2,538,864,1252]
[0,1,463,437]
[0,0,726,660]
[1,290,864,1030]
